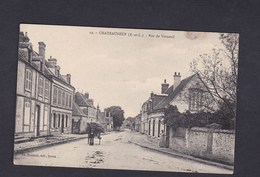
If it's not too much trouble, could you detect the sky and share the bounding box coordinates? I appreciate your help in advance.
[20,24,225,117]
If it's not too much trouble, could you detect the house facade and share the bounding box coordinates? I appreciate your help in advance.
[15,32,75,138]
[74,92,97,122]
[16,33,51,137]
[140,72,216,146]
[96,105,114,132]
[72,101,88,134]
[48,57,75,135]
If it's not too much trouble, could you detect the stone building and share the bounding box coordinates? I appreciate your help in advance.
[71,101,88,134]
[47,56,75,135]
[15,32,75,138]
[15,32,52,137]
[74,92,97,122]
[140,72,216,146]
[96,105,113,132]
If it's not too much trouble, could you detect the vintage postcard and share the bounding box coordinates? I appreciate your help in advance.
[13,24,239,174]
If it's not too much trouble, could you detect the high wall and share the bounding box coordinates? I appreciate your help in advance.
[169,127,235,164]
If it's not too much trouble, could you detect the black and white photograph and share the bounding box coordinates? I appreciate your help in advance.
[13,24,239,174]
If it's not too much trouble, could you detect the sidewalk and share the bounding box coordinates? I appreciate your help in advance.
[14,134,87,154]
[128,132,234,171]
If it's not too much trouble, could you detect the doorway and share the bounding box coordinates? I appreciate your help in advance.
[35,105,40,137]
[61,115,64,133]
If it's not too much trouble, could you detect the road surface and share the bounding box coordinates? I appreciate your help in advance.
[14,131,232,174]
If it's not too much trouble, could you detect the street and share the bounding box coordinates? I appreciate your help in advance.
[14,131,232,174]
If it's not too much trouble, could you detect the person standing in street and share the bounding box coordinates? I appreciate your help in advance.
[89,129,95,146]
[159,130,166,147]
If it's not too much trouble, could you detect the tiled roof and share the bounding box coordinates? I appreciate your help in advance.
[97,112,107,124]
[72,102,87,117]
[153,74,196,110]
[18,50,27,61]
[75,92,92,107]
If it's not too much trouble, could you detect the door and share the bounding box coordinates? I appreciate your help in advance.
[61,115,64,133]
[35,105,40,137]
[72,119,80,134]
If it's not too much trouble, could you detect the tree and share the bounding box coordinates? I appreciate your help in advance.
[190,33,239,121]
[164,105,186,128]
[104,106,125,130]
[86,122,105,136]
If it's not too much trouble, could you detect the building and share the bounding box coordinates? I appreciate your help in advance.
[74,92,97,122]
[134,114,141,132]
[96,105,113,131]
[140,72,216,146]
[71,102,88,133]
[15,32,52,137]
[15,32,75,138]
[47,56,75,135]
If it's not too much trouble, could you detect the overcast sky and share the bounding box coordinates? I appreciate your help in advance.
[20,24,225,117]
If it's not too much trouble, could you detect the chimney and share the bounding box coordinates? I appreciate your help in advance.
[66,74,71,84]
[19,32,24,42]
[161,79,169,93]
[38,42,46,72]
[150,91,154,98]
[38,42,46,59]
[173,72,181,90]
[84,92,89,99]
[56,65,60,77]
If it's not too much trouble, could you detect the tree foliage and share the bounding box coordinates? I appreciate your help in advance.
[104,106,125,129]
[190,33,239,121]
[86,122,105,136]
[164,105,185,128]
[164,105,235,130]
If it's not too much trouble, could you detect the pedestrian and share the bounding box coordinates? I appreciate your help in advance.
[89,129,95,146]
[159,130,166,148]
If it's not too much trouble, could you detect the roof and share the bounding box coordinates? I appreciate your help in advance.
[75,92,92,107]
[72,102,87,117]
[153,74,196,110]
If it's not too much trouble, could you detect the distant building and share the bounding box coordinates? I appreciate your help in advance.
[134,114,141,132]
[15,32,75,138]
[74,92,97,122]
[96,105,113,131]
[72,102,88,134]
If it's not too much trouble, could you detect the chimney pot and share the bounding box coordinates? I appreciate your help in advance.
[173,72,181,90]
[161,79,169,93]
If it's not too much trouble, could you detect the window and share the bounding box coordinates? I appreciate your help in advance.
[189,89,203,111]
[158,120,161,137]
[25,69,32,91]
[65,94,68,107]
[45,80,49,98]
[58,90,61,105]
[53,114,56,128]
[24,102,31,132]
[62,92,65,106]
[152,119,155,136]
[58,115,60,127]
[69,94,72,108]
[38,77,43,96]
[53,87,57,104]
[43,107,48,130]
[24,102,30,125]
[65,115,68,127]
